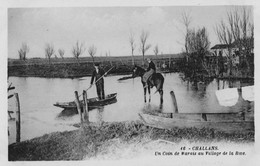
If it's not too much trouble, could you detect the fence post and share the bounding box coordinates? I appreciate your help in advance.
[74,91,83,124]
[170,91,178,114]
[82,90,89,123]
[15,93,21,143]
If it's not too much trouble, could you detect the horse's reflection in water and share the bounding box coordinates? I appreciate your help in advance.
[141,103,171,118]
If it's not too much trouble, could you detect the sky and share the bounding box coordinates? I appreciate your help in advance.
[8,6,252,59]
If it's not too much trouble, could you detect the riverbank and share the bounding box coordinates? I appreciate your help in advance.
[8,55,182,78]
[9,121,254,161]
[8,62,134,78]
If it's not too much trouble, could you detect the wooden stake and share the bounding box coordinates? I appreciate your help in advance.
[74,91,83,124]
[237,86,242,101]
[170,91,178,114]
[15,93,21,143]
[82,90,89,123]
[201,113,207,121]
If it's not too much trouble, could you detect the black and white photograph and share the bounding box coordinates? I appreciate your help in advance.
[1,0,259,165]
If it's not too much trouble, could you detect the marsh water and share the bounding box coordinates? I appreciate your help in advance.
[8,73,253,144]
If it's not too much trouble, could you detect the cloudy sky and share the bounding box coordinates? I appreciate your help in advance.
[8,6,251,58]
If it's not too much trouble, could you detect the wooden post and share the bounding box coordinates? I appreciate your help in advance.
[15,93,21,143]
[237,86,242,100]
[170,91,178,114]
[82,90,89,123]
[74,91,83,124]
[237,85,246,120]
[201,113,207,121]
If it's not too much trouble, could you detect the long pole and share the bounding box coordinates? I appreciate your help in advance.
[15,93,21,143]
[86,66,114,91]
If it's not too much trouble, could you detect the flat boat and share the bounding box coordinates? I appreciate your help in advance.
[54,93,117,109]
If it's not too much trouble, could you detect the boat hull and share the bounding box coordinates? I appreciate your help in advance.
[139,113,254,133]
[54,93,117,109]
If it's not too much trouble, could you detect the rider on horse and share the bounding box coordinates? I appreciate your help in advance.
[143,58,156,87]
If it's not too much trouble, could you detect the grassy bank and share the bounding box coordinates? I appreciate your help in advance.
[8,55,183,78]
[9,121,254,161]
[8,62,134,78]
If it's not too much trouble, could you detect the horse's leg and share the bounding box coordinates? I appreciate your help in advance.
[148,85,151,102]
[143,84,147,103]
[159,89,163,105]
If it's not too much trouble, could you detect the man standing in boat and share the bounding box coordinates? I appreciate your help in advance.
[143,58,156,86]
[90,63,107,100]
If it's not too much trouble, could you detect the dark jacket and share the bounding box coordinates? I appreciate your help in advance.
[147,61,156,72]
[91,68,105,85]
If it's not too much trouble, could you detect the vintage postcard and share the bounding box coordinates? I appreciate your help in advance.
[1,0,259,165]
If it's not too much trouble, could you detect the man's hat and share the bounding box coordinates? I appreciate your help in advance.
[94,63,100,66]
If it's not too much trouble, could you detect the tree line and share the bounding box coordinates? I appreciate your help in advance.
[17,28,161,67]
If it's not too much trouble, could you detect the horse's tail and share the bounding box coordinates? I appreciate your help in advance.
[154,74,164,94]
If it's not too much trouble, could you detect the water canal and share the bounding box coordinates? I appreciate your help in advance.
[8,73,253,144]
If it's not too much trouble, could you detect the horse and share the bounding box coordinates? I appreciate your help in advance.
[132,65,164,105]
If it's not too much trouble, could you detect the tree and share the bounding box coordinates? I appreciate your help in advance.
[18,43,29,61]
[58,49,65,59]
[88,45,97,64]
[129,32,136,65]
[45,43,55,64]
[154,44,159,57]
[186,27,210,56]
[72,41,85,65]
[139,30,151,66]
[186,27,211,75]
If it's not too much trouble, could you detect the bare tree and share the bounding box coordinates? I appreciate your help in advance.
[18,43,30,61]
[58,49,65,59]
[186,27,210,56]
[181,11,192,60]
[139,30,151,66]
[72,41,85,65]
[186,27,211,75]
[154,44,159,57]
[129,32,136,65]
[88,45,97,64]
[45,43,55,64]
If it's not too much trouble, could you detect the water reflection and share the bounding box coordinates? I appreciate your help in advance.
[143,104,163,114]
[57,109,78,119]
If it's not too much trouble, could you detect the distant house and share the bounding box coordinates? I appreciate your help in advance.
[211,37,254,57]
[211,44,232,57]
